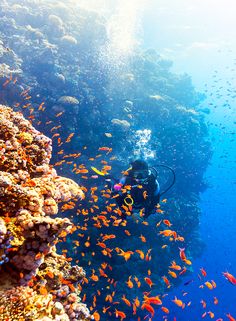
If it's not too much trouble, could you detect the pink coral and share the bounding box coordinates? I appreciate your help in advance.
[0,105,90,320]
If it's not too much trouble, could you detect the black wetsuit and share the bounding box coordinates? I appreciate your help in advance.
[114,172,160,218]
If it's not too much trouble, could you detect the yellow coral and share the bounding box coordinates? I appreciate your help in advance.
[17,132,34,145]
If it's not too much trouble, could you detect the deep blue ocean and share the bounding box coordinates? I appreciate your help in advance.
[0,1,235,320]
[142,3,236,318]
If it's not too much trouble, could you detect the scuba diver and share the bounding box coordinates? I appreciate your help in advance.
[91,159,175,219]
[111,159,175,219]
[112,159,160,218]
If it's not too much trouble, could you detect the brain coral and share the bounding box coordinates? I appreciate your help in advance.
[0,105,90,321]
[57,96,79,106]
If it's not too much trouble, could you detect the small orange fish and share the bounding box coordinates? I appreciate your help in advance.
[90,274,99,282]
[136,250,145,259]
[226,313,236,321]
[162,276,171,288]
[200,268,207,277]
[223,272,236,285]
[144,295,162,305]
[204,281,213,290]
[213,297,218,305]
[139,234,146,242]
[172,296,184,308]
[141,303,155,316]
[163,219,172,227]
[126,276,134,288]
[122,295,131,307]
[144,277,154,288]
[161,307,169,314]
[208,311,215,319]
[179,247,187,261]
[115,309,126,320]
[169,261,182,271]
[93,311,100,321]
[200,299,207,308]
[168,270,177,278]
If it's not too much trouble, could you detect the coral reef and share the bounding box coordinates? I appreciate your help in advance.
[0,105,90,321]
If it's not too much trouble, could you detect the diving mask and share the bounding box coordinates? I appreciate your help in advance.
[133,170,150,182]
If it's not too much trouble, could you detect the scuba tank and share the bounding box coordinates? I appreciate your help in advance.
[149,164,176,196]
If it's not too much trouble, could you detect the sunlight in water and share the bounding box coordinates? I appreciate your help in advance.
[105,0,146,57]
[72,0,147,66]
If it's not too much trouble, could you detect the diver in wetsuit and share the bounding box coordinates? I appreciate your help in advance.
[113,159,160,218]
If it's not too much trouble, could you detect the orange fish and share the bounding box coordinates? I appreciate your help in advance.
[121,295,131,307]
[56,111,64,117]
[139,234,146,242]
[133,297,140,307]
[162,276,171,288]
[141,303,155,316]
[200,299,207,308]
[223,272,236,285]
[200,268,207,277]
[144,277,154,288]
[163,219,172,227]
[161,307,169,314]
[115,309,126,320]
[208,311,215,319]
[169,261,182,271]
[118,249,134,261]
[213,297,218,305]
[134,276,141,288]
[144,295,162,305]
[172,296,184,308]
[136,250,145,259]
[99,147,112,153]
[204,281,213,290]
[90,274,99,282]
[179,247,187,261]
[168,270,177,278]
[226,314,236,321]
[93,311,100,321]
[102,306,111,313]
[124,230,131,236]
[126,276,134,288]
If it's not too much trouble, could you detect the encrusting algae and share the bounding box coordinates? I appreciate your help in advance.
[0,105,91,321]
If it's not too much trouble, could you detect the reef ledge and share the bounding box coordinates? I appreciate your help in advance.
[0,105,91,321]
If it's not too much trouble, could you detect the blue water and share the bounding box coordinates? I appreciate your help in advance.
[141,3,236,318]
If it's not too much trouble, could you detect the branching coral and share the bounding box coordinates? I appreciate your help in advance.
[0,105,90,321]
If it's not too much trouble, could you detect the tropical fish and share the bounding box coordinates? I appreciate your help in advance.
[222,271,236,285]
[126,276,134,288]
[144,277,154,288]
[226,314,236,321]
[143,295,162,305]
[200,268,207,277]
[141,303,155,316]
[121,295,131,307]
[172,296,185,308]
[115,309,126,320]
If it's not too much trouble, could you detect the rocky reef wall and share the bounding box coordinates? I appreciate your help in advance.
[0,105,90,321]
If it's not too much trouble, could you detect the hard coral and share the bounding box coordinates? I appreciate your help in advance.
[0,105,90,321]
